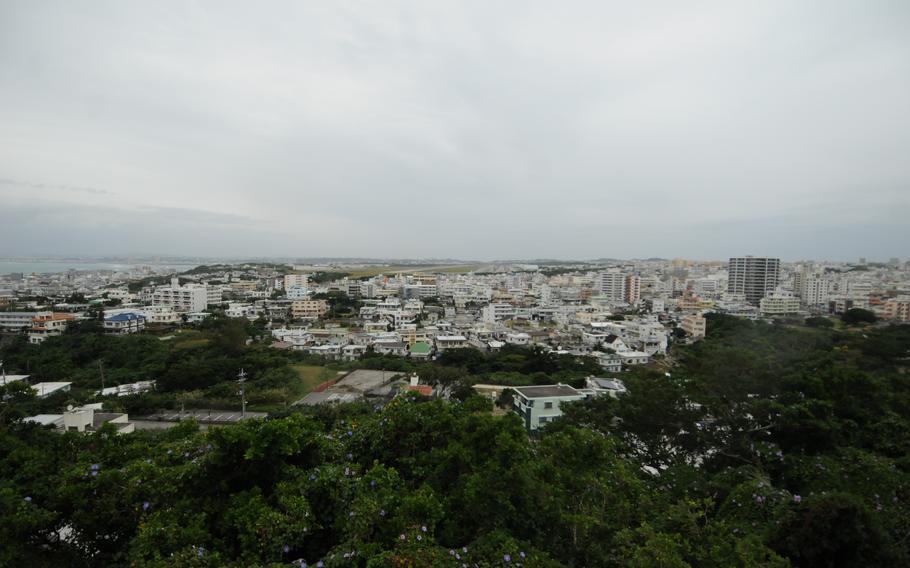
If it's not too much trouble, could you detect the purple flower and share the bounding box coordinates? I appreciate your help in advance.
[755,495,764,503]
[284,545,290,553]
[347,430,353,436]
[504,554,511,562]
[520,551,526,558]
[346,453,353,460]
[380,509,386,517]
[309,474,317,481]
[91,470,98,477]
[450,550,456,556]
[142,501,150,511]
[197,547,205,557]
[316,562,324,568]
[421,525,427,532]
[24,496,31,502]
[463,547,468,553]
[793,494,802,503]
[349,511,355,517]
[370,480,376,488]
[91,463,100,471]
[417,535,422,541]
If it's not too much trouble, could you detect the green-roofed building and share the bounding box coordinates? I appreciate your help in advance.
[409,341,432,359]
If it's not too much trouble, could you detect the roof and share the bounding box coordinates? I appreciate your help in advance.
[590,378,626,391]
[31,382,72,395]
[105,312,145,322]
[404,385,433,396]
[25,414,64,426]
[409,342,431,354]
[513,385,580,399]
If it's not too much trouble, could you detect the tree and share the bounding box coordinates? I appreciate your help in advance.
[842,308,877,325]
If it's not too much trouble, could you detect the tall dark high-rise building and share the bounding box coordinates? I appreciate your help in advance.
[727,257,780,306]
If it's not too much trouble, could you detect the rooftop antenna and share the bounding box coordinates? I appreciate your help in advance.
[237,368,247,418]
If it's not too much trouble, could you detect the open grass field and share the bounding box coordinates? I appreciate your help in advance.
[291,364,339,397]
[171,330,211,349]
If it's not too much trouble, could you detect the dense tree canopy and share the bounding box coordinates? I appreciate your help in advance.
[1,314,908,566]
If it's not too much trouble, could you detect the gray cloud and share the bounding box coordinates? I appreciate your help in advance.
[0,177,111,195]
[1,1,908,261]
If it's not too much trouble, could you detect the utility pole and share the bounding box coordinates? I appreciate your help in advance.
[237,368,247,418]
[98,360,105,392]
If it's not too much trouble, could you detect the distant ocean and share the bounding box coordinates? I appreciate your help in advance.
[0,261,197,275]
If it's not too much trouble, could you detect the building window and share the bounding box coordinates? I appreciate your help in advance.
[544,401,553,409]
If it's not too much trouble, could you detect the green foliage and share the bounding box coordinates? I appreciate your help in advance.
[842,307,877,325]
[2,312,908,566]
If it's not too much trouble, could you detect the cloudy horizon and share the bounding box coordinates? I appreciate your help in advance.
[1,1,908,262]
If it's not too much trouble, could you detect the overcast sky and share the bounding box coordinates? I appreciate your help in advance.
[1,1,908,261]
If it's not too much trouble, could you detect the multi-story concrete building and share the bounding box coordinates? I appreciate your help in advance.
[760,294,800,316]
[728,257,780,306]
[624,275,641,304]
[152,279,208,313]
[284,274,309,290]
[680,313,706,339]
[28,313,76,344]
[103,312,146,334]
[883,297,910,321]
[0,311,52,330]
[291,299,329,320]
[512,384,590,431]
[594,270,627,302]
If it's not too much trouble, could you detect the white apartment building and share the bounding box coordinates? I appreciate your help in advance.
[760,294,800,316]
[0,311,52,330]
[207,285,225,307]
[284,274,309,290]
[594,270,627,302]
[152,279,208,313]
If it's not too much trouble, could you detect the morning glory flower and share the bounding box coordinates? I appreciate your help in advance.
[91,471,98,477]
[24,496,31,502]
[91,463,100,471]
[370,480,376,488]
[347,453,353,460]
[316,561,324,568]
[197,547,205,557]
[416,535,422,541]
[379,509,386,517]
[309,474,317,481]
[520,551,526,558]
[504,554,511,562]
[449,550,455,556]
[143,501,150,511]
[347,430,353,436]
[793,495,802,503]
[284,545,290,554]
[421,525,427,532]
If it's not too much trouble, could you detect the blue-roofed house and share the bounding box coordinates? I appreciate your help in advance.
[104,312,146,335]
